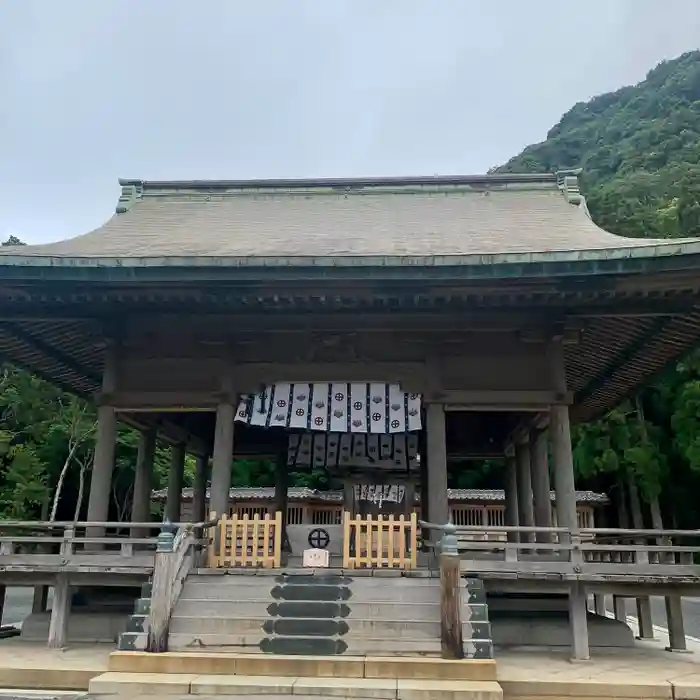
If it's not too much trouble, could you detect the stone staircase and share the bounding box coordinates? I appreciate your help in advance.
[118,570,494,657]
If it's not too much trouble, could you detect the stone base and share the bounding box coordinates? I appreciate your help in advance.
[491,611,634,649]
[108,651,498,681]
[21,610,131,644]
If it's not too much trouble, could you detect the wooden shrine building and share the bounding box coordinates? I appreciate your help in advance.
[2,171,700,661]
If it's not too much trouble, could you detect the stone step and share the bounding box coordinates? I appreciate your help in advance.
[170,614,444,636]
[174,598,442,620]
[89,671,503,699]
[109,649,498,681]
[168,632,444,655]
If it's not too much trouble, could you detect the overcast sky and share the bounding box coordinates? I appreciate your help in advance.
[2,0,700,244]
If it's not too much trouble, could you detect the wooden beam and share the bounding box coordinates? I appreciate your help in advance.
[574,317,669,406]
[437,390,570,407]
[0,322,99,384]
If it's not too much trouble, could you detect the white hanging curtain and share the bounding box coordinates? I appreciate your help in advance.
[287,432,420,472]
[235,382,422,434]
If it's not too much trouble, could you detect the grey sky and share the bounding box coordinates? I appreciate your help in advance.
[2,0,700,245]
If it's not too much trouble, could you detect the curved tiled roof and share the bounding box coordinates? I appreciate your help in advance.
[1,173,698,266]
[151,486,608,505]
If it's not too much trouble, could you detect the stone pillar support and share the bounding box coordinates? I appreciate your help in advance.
[426,403,449,527]
[211,401,235,519]
[515,439,535,543]
[165,442,186,523]
[530,428,552,542]
[131,428,157,536]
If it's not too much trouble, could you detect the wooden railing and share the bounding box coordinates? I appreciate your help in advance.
[342,512,418,569]
[0,520,168,567]
[207,512,282,569]
[421,523,700,579]
[147,524,204,652]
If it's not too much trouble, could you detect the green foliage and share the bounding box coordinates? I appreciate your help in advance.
[503,50,700,517]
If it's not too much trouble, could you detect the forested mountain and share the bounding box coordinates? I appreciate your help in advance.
[501,50,700,528]
[2,51,700,525]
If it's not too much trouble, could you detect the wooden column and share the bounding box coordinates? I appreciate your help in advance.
[665,595,688,652]
[48,574,71,649]
[593,593,607,617]
[87,342,119,534]
[504,455,519,544]
[131,427,156,536]
[275,449,289,552]
[211,401,235,519]
[549,337,588,660]
[165,443,186,523]
[568,581,590,661]
[147,531,175,653]
[192,454,209,523]
[548,338,577,536]
[419,429,429,529]
[426,403,449,526]
[515,439,535,543]
[627,475,655,640]
[439,524,464,659]
[530,428,552,542]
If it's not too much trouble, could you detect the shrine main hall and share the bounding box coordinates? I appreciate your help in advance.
[2,171,700,667]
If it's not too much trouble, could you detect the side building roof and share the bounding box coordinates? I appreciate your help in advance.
[151,486,609,505]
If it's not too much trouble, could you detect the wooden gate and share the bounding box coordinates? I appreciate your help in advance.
[208,512,282,568]
[342,512,417,569]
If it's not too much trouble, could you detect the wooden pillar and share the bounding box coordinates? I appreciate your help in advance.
[568,581,590,661]
[504,455,519,544]
[419,430,429,519]
[593,593,607,617]
[47,574,71,649]
[548,339,577,538]
[665,595,687,652]
[627,475,655,640]
[86,343,119,535]
[211,401,235,519]
[530,428,552,542]
[131,427,156,536]
[550,405,577,536]
[515,439,534,543]
[426,403,449,526]
[147,531,175,653]
[439,524,464,659]
[165,443,186,523]
[32,499,49,613]
[275,449,289,552]
[613,596,627,623]
[192,454,209,522]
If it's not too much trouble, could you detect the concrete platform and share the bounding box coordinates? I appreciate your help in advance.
[0,640,699,698]
[89,672,503,699]
[0,639,110,690]
[107,651,498,680]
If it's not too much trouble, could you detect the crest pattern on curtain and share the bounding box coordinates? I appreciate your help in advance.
[287,432,420,472]
[236,382,422,434]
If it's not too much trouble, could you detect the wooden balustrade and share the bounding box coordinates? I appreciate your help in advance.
[342,512,418,569]
[207,512,282,569]
[427,524,700,579]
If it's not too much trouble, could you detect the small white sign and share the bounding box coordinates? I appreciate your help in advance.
[303,548,330,568]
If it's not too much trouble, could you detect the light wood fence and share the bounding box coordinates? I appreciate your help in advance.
[208,512,282,568]
[342,512,417,569]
